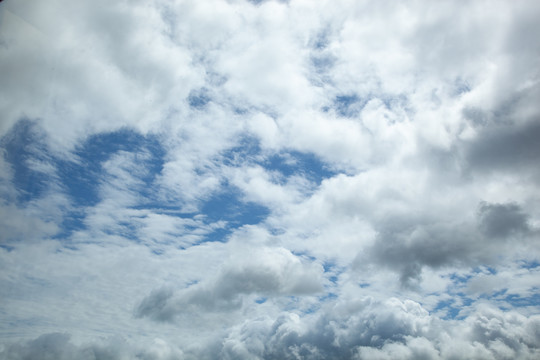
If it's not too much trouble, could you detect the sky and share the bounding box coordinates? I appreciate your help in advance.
[1,0,540,359]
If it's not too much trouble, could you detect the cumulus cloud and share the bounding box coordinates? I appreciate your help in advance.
[216,299,540,360]
[3,303,540,360]
[136,246,324,321]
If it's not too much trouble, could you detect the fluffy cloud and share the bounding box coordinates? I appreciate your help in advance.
[3,303,540,359]
[136,246,324,321]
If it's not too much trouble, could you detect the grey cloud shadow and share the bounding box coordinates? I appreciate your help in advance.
[478,201,530,239]
[356,201,532,288]
[465,119,540,173]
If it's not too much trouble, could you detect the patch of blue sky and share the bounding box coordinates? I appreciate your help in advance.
[221,135,262,167]
[333,94,371,117]
[62,130,338,245]
[201,186,269,227]
[99,224,138,242]
[321,261,342,285]
[187,172,270,244]
[519,259,540,269]
[502,291,540,308]
[129,132,336,242]
[446,266,497,285]
[198,226,233,245]
[290,250,317,263]
[320,292,337,301]
[435,264,540,316]
[187,88,211,109]
[446,272,473,284]
[1,120,170,240]
[433,299,462,320]
[0,119,52,203]
[322,261,334,273]
[329,92,413,121]
[58,128,165,207]
[53,209,87,239]
[433,294,474,320]
[263,150,337,186]
[221,133,336,185]
[55,129,165,237]
[491,289,509,298]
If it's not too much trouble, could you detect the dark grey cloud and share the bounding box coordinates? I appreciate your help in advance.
[464,119,540,174]
[135,288,176,322]
[361,220,476,287]
[478,202,530,239]
[356,201,532,286]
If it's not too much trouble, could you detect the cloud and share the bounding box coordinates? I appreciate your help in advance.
[217,298,540,360]
[0,333,184,360]
[357,200,534,287]
[4,302,540,360]
[478,202,530,239]
[465,119,540,176]
[1,0,540,358]
[136,288,176,323]
[0,0,201,149]
[136,246,324,321]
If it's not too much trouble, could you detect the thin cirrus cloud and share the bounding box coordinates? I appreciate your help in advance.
[1,0,540,359]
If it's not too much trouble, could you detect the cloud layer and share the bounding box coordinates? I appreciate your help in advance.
[1,0,540,359]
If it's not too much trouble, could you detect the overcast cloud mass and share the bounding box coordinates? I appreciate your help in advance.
[1,0,540,359]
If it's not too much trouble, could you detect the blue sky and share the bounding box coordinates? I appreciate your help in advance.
[1,0,540,359]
